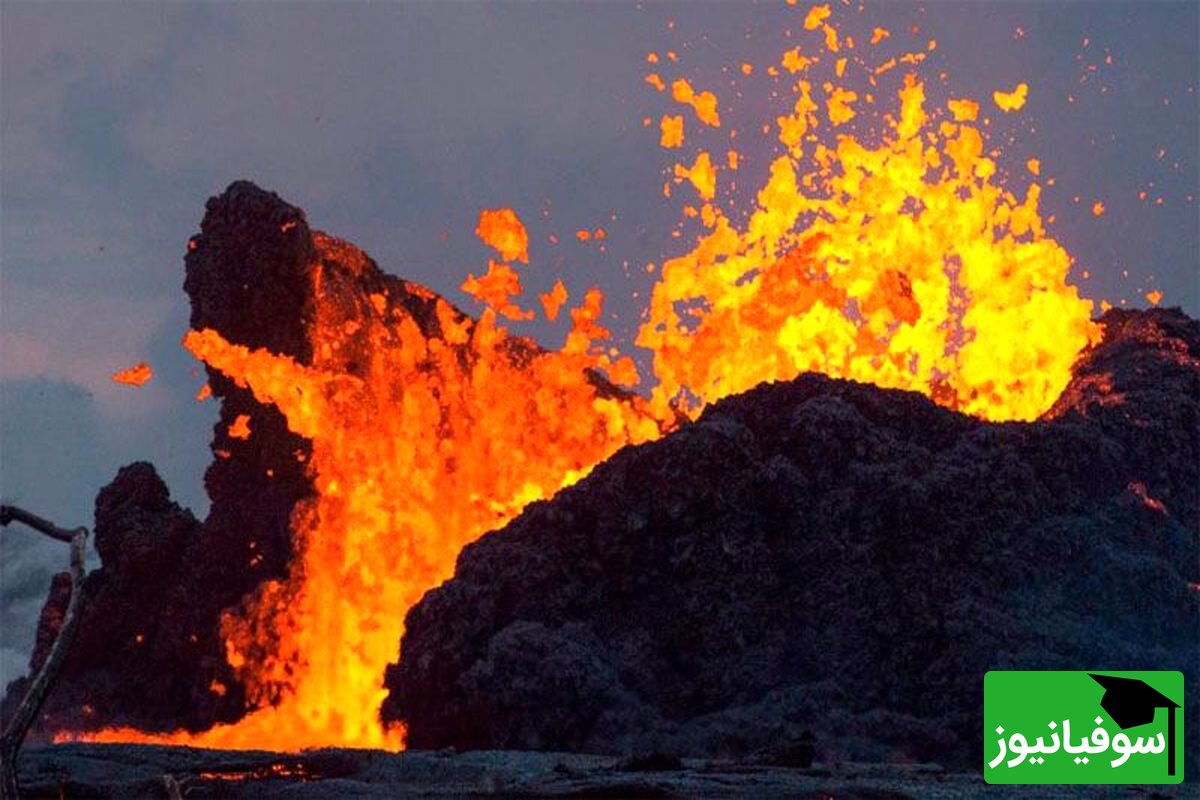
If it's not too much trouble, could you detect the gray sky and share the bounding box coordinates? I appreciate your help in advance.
[1,1,1196,686]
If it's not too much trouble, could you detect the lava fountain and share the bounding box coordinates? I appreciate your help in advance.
[60,3,1098,750]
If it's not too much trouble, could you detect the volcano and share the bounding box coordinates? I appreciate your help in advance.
[3,181,1195,776]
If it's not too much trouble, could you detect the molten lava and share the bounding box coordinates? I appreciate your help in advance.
[63,3,1102,751]
[110,362,153,387]
[640,66,1098,422]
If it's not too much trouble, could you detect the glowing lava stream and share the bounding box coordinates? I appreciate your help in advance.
[60,3,1099,751]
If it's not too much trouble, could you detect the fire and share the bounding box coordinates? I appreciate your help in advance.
[66,226,664,750]
[638,63,1098,423]
[993,82,1029,112]
[227,414,252,440]
[474,208,529,264]
[63,3,1101,751]
[111,362,153,387]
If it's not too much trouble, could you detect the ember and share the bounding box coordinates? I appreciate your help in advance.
[110,362,153,387]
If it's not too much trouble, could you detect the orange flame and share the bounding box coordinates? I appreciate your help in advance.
[111,362,153,387]
[639,65,1098,423]
[475,208,529,264]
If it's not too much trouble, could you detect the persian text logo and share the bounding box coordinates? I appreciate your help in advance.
[984,671,1183,784]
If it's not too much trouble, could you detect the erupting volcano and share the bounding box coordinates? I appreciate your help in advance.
[3,2,1191,778]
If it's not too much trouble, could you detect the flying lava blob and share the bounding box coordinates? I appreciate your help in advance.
[111,362,153,387]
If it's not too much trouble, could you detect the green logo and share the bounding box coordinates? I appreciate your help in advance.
[984,671,1183,784]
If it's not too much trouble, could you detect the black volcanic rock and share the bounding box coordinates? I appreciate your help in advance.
[93,463,197,584]
[1,463,246,735]
[185,182,316,617]
[4,184,323,734]
[3,184,323,736]
[385,308,1199,769]
[14,742,1086,798]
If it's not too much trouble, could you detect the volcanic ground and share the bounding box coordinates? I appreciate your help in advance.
[2,182,1196,796]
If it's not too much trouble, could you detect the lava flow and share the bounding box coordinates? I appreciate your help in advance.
[61,3,1099,751]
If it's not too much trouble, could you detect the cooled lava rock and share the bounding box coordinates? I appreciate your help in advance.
[13,742,1069,798]
[1,464,247,734]
[384,308,1198,769]
[2,183,323,736]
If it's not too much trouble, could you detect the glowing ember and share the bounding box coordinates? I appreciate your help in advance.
[65,2,1103,752]
[227,414,252,440]
[111,362,153,387]
[660,114,685,149]
[993,82,1029,112]
[671,78,721,127]
[475,208,529,264]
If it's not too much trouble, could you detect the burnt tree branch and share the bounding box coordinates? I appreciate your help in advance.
[0,505,89,800]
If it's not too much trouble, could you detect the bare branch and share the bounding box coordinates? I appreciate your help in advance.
[0,506,90,800]
[0,505,84,544]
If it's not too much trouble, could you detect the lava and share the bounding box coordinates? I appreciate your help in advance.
[110,362,153,387]
[62,3,1102,751]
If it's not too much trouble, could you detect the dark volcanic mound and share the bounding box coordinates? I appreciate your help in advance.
[385,308,1199,769]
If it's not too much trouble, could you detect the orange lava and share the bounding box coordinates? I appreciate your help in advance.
[993,82,1029,112]
[474,208,529,264]
[227,414,252,441]
[111,362,153,387]
[62,3,1102,752]
[660,114,685,149]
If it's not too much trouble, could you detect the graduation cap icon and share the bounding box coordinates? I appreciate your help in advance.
[1089,673,1180,777]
